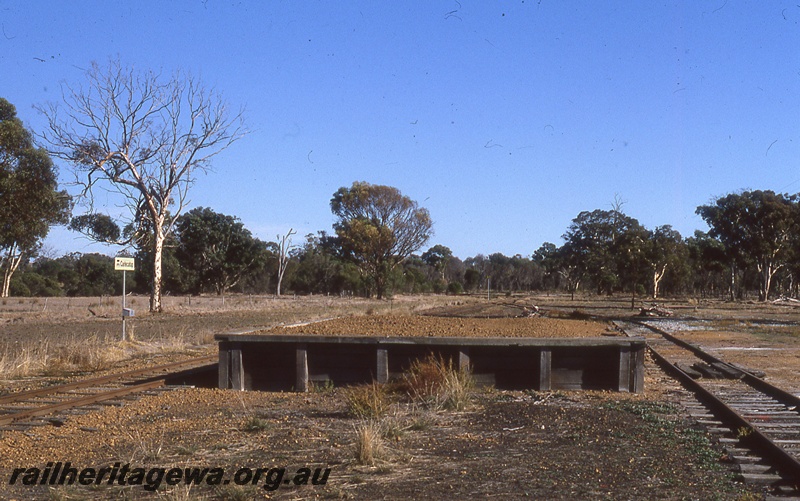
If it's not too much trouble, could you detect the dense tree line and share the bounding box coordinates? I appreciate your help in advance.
[6,89,800,303]
[9,190,800,303]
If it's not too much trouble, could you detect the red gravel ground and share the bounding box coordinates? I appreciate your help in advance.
[0,295,778,499]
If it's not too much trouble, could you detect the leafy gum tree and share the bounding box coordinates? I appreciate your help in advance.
[561,208,645,295]
[421,244,453,285]
[686,230,728,298]
[331,182,433,299]
[0,98,71,297]
[696,190,798,301]
[644,225,684,299]
[173,207,268,295]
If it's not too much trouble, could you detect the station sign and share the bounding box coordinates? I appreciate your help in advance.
[114,257,135,271]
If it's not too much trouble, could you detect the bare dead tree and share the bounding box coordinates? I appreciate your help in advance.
[37,59,246,312]
[276,228,297,297]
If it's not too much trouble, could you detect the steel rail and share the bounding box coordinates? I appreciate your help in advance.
[634,320,800,408]
[0,378,168,426]
[646,341,800,482]
[619,319,800,484]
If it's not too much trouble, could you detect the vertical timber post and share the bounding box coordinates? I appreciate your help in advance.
[618,346,632,392]
[296,344,309,392]
[376,347,389,384]
[538,348,552,391]
[230,344,244,391]
[457,348,470,372]
[631,344,645,393]
[218,342,230,389]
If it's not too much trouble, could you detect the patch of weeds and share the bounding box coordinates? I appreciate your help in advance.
[311,379,335,393]
[682,427,721,470]
[241,415,271,432]
[601,400,682,443]
[173,444,200,456]
[121,428,165,464]
[602,400,676,419]
[525,390,568,404]
[213,484,260,501]
[603,399,737,487]
[344,382,391,419]
[379,414,406,441]
[736,426,753,439]
[735,492,768,501]
[399,354,473,411]
[408,412,435,431]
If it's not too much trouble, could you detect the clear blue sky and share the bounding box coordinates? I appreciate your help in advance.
[3,1,800,259]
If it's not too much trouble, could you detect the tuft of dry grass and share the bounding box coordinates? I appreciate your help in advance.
[353,421,386,466]
[344,382,392,419]
[400,354,473,411]
[121,428,165,465]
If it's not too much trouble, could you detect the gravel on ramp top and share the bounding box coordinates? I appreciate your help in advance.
[261,314,618,338]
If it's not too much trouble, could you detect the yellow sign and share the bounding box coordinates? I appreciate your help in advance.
[114,257,135,271]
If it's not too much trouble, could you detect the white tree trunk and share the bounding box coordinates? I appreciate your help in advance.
[757,261,778,302]
[1,245,23,298]
[652,263,668,300]
[276,228,296,297]
[150,226,165,313]
[1,267,13,298]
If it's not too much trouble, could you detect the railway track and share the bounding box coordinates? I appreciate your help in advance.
[0,355,217,429]
[616,319,800,493]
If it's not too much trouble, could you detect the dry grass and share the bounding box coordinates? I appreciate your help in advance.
[347,355,475,468]
[0,294,462,319]
[0,331,205,380]
[0,335,127,378]
[0,294,463,381]
[344,382,392,419]
[353,421,387,466]
[122,428,165,464]
[400,354,474,411]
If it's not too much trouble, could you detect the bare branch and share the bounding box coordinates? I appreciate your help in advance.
[35,58,247,311]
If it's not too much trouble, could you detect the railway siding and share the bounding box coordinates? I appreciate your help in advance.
[618,319,800,492]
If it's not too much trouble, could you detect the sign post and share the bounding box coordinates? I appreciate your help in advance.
[114,257,135,341]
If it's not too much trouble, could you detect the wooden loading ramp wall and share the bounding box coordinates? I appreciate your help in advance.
[215,334,646,393]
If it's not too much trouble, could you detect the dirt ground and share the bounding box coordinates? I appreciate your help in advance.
[1,293,798,499]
